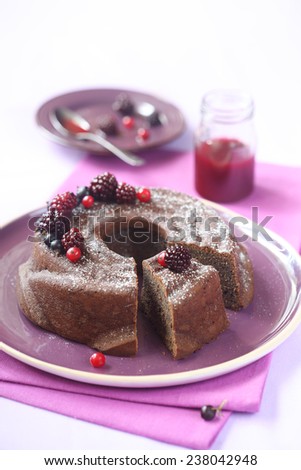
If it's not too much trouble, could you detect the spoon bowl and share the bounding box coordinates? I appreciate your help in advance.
[51,107,145,167]
[52,108,91,134]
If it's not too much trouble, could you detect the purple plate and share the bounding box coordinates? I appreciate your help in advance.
[1,206,301,388]
[36,88,185,155]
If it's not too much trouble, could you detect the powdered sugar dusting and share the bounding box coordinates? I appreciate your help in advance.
[146,257,217,306]
[24,187,251,304]
[73,187,236,254]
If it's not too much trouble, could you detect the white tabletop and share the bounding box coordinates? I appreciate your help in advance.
[1,0,301,450]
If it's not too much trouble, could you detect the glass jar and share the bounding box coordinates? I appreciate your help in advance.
[195,89,256,202]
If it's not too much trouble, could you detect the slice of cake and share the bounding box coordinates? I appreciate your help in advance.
[141,250,229,360]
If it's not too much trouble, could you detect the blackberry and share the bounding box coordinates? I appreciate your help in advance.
[48,192,77,212]
[165,245,191,273]
[148,110,162,127]
[115,182,136,204]
[98,114,118,136]
[61,227,85,252]
[112,92,134,115]
[89,172,118,202]
[36,210,70,239]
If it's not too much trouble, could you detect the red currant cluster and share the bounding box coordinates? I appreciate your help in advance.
[121,115,150,142]
[112,92,152,142]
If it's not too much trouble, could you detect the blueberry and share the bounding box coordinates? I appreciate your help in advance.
[50,239,64,254]
[200,405,217,421]
[44,234,54,247]
[76,186,90,203]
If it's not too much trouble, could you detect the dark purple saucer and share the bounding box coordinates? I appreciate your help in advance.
[1,207,301,388]
[36,89,185,155]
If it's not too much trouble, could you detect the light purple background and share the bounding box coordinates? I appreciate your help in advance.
[1,0,301,450]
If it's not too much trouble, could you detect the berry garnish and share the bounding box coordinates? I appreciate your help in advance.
[61,228,84,252]
[200,405,216,421]
[148,110,162,127]
[90,352,106,368]
[66,246,82,263]
[136,187,151,203]
[98,114,118,136]
[136,127,150,141]
[48,192,77,213]
[89,172,118,202]
[115,182,136,204]
[82,195,94,208]
[122,115,135,129]
[76,186,90,203]
[157,251,167,267]
[112,93,134,115]
[50,239,64,254]
[200,400,227,421]
[36,210,70,239]
[165,245,192,273]
[44,233,54,247]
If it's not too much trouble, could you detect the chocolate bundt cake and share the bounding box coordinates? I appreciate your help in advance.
[16,172,254,358]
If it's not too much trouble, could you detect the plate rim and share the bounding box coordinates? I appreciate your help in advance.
[1,202,301,388]
[35,87,186,155]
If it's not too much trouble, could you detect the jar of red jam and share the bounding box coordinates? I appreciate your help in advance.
[195,89,256,202]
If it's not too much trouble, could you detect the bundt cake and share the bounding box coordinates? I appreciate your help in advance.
[16,172,254,359]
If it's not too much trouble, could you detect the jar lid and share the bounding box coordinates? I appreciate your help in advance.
[201,89,254,123]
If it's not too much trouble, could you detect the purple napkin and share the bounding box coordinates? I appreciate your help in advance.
[1,151,301,449]
[0,353,270,449]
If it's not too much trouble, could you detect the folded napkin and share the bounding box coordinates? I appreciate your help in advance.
[1,150,301,449]
[0,353,271,449]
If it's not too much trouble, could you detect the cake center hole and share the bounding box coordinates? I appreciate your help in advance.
[100,217,166,270]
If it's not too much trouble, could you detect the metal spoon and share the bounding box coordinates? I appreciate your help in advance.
[51,107,145,166]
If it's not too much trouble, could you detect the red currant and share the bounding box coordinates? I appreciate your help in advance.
[136,187,151,203]
[90,352,106,368]
[157,251,167,267]
[82,195,94,208]
[66,246,82,263]
[137,128,150,141]
[122,116,135,129]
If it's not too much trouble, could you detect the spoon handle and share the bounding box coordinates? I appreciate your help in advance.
[76,131,145,167]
